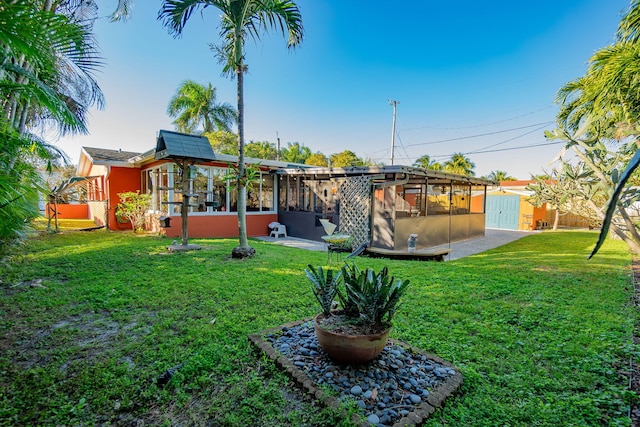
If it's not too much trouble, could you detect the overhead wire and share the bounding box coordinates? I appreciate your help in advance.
[464,123,551,155]
[402,121,554,148]
[430,140,565,159]
[399,105,554,132]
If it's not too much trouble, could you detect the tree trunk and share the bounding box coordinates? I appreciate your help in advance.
[553,209,559,230]
[236,64,249,250]
[617,204,640,244]
[610,221,640,255]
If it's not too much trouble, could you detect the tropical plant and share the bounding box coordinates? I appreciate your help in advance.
[330,150,365,167]
[340,263,410,329]
[159,0,304,257]
[444,152,475,176]
[550,0,640,257]
[115,191,151,232]
[305,152,329,167]
[280,141,311,164]
[305,265,342,316]
[485,170,516,182]
[413,154,443,171]
[245,140,278,160]
[0,1,106,249]
[203,130,237,154]
[306,262,410,330]
[167,80,236,134]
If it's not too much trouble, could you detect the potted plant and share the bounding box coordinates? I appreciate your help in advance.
[305,263,410,364]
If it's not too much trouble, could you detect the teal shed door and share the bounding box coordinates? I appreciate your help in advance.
[486,195,520,230]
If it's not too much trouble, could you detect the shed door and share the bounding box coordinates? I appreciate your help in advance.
[486,195,520,230]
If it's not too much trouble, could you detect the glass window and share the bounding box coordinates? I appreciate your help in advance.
[260,174,274,211]
[211,168,227,212]
[191,166,210,213]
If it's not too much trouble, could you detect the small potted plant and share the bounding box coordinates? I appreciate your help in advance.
[305,263,410,364]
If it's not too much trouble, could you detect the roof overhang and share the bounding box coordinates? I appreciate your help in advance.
[274,165,496,186]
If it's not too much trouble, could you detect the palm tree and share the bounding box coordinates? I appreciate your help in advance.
[485,170,516,182]
[413,154,443,171]
[552,0,640,257]
[444,153,475,176]
[159,0,304,257]
[0,1,105,249]
[167,80,236,134]
[280,141,311,164]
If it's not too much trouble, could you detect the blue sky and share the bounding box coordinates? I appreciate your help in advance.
[56,0,631,178]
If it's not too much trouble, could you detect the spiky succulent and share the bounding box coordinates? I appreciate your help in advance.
[340,263,410,327]
[305,265,342,316]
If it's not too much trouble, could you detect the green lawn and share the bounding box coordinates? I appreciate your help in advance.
[0,230,637,426]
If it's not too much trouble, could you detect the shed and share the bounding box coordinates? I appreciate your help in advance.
[484,188,546,230]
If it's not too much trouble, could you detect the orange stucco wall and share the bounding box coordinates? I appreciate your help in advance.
[108,167,142,230]
[470,194,484,213]
[161,213,278,238]
[46,203,89,219]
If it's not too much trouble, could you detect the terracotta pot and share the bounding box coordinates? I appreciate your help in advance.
[314,313,390,364]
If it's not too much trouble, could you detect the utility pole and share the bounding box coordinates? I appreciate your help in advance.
[389,99,399,165]
[276,131,280,161]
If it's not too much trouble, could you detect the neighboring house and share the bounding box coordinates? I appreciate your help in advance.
[74,130,496,250]
[482,180,547,231]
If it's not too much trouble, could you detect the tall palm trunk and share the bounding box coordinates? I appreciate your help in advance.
[236,63,248,248]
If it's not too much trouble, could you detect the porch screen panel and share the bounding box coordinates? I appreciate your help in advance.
[278,176,288,211]
[427,183,450,215]
[396,184,426,217]
[299,178,312,212]
[451,183,471,214]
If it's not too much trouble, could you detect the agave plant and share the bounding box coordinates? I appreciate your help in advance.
[340,263,410,328]
[305,265,342,316]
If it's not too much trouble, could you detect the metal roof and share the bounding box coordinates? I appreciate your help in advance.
[82,147,141,163]
[274,165,496,186]
[155,130,216,162]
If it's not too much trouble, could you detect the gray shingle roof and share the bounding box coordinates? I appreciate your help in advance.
[83,147,141,163]
[155,130,216,162]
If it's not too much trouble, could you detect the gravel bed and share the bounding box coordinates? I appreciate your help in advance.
[266,321,457,426]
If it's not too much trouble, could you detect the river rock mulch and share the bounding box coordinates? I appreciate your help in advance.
[249,319,463,427]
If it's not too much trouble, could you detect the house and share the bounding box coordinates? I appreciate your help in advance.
[73,130,496,250]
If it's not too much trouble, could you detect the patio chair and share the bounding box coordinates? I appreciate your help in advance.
[319,219,351,262]
[269,223,287,238]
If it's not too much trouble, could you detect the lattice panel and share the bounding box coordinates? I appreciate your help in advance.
[337,176,372,248]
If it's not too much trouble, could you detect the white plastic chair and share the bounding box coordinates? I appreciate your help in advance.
[269,224,287,238]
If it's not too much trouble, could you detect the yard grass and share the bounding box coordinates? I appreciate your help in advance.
[0,230,637,426]
[32,217,100,231]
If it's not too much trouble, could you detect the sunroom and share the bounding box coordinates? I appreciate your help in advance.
[276,166,494,251]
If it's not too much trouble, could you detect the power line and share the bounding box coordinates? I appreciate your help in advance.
[400,105,555,132]
[430,140,564,159]
[402,121,554,148]
[464,123,550,155]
